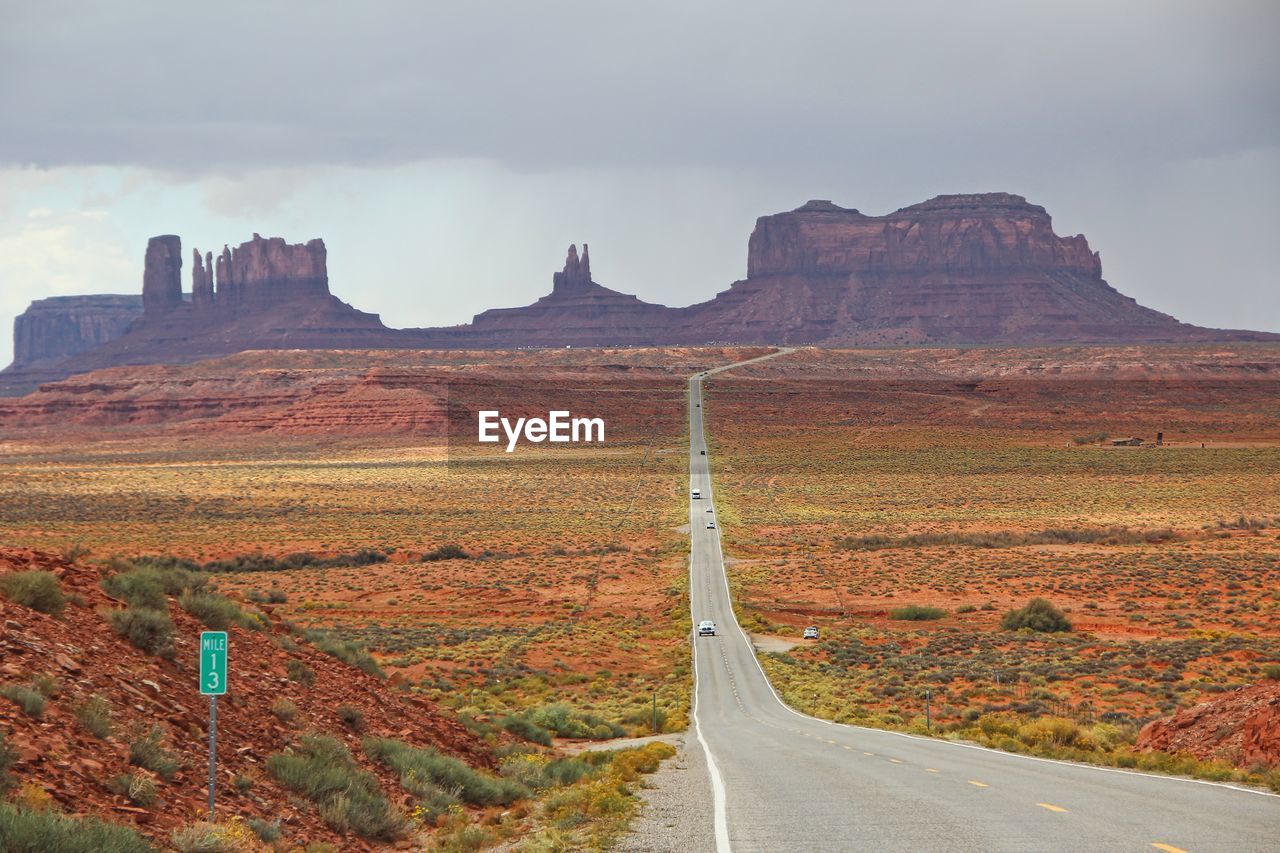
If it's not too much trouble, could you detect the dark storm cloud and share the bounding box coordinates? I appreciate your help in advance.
[3,0,1277,175]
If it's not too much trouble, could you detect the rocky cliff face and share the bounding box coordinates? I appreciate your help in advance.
[9,295,144,370]
[685,193,1200,345]
[140,235,182,314]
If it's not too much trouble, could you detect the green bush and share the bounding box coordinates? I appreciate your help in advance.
[286,659,316,687]
[336,705,365,732]
[271,699,300,724]
[0,802,153,852]
[0,730,16,795]
[75,694,114,739]
[170,822,238,853]
[105,607,176,658]
[888,604,946,621]
[529,704,625,740]
[422,544,469,562]
[1262,663,1280,681]
[364,736,528,807]
[201,549,387,573]
[303,630,384,679]
[179,590,265,632]
[267,735,406,841]
[128,725,180,779]
[0,571,67,617]
[248,817,282,842]
[499,714,554,746]
[1,685,46,718]
[1001,598,1072,633]
[101,569,168,610]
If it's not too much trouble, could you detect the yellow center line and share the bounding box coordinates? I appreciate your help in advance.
[967,780,988,788]
[1037,803,1068,813]
[889,758,903,764]
[842,745,853,750]
[1151,845,1189,853]
[863,752,874,756]
[926,768,939,773]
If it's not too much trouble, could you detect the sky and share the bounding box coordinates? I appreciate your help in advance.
[1,0,1277,363]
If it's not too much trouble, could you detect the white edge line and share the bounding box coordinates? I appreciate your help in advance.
[692,368,1280,803]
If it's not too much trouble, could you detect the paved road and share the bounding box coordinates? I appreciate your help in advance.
[685,357,1278,853]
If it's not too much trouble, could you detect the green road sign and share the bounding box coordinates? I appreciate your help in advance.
[200,631,227,695]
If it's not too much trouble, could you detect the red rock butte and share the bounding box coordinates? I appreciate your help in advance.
[2,193,1274,394]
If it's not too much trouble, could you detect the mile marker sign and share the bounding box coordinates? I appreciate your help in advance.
[200,631,227,695]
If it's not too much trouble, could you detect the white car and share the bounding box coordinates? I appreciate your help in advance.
[803,626,819,640]
[706,507,714,513]
[706,520,716,529]
[697,620,717,637]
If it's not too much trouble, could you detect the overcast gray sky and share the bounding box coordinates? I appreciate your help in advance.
[2,0,1277,362]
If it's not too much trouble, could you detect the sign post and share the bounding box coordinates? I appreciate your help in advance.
[199,631,227,821]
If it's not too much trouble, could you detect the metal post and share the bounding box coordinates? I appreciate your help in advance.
[925,689,932,732]
[652,692,658,733]
[208,695,217,821]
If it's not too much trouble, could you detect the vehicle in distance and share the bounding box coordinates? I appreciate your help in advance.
[803,626,819,640]
[691,488,701,499]
[707,520,716,529]
[697,620,717,636]
[706,507,714,512]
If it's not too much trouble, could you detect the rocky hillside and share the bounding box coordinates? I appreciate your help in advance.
[1137,681,1280,769]
[0,548,490,847]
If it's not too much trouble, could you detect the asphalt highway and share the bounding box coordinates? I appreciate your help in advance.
[685,356,1278,853]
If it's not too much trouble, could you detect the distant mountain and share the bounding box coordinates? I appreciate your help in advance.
[2,193,1273,394]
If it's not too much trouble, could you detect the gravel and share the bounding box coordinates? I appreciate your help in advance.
[611,733,716,853]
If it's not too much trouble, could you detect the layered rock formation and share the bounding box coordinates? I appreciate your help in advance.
[465,244,679,346]
[9,295,144,372]
[3,193,1275,393]
[684,194,1218,345]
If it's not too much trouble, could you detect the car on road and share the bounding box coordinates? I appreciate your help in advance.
[803,626,819,640]
[691,488,701,499]
[697,620,717,637]
[706,520,716,529]
[706,507,714,512]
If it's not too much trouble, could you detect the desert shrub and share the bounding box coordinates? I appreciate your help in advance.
[29,674,60,698]
[248,817,282,842]
[336,705,365,731]
[271,699,300,723]
[249,588,288,605]
[179,590,265,632]
[529,704,625,740]
[105,606,176,658]
[1017,717,1086,748]
[1262,663,1280,681]
[74,694,114,739]
[1001,598,1072,633]
[303,630,384,679]
[170,820,261,853]
[201,549,387,573]
[101,569,167,609]
[364,736,528,806]
[0,730,16,794]
[422,544,469,562]
[128,725,180,779]
[267,735,406,841]
[0,571,67,617]
[976,712,1021,739]
[499,714,554,747]
[888,605,946,621]
[0,802,153,852]
[1,685,46,718]
[286,659,316,687]
[109,772,158,807]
